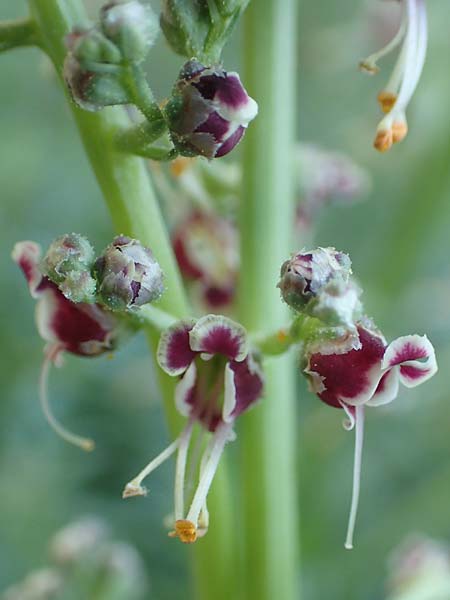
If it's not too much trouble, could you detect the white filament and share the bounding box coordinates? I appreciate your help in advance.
[124,439,179,494]
[345,404,365,550]
[174,420,195,520]
[39,348,95,452]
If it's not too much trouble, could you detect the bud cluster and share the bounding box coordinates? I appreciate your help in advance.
[64,1,158,111]
[41,233,164,312]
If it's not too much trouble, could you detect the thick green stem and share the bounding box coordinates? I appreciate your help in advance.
[28,2,234,598]
[237,1,300,599]
[0,18,39,53]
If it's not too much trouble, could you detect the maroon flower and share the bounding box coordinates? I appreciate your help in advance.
[123,314,263,543]
[13,241,125,451]
[165,60,258,159]
[305,322,437,549]
[172,210,238,309]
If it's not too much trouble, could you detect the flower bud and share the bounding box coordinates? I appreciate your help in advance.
[165,60,258,159]
[64,28,129,112]
[42,233,97,303]
[100,0,159,62]
[95,236,164,310]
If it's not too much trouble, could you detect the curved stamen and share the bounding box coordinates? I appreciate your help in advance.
[394,0,419,111]
[186,422,233,526]
[360,5,407,73]
[345,404,365,550]
[40,346,95,452]
[122,438,179,498]
[399,0,427,110]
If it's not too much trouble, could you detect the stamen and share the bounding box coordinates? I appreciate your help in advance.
[168,519,197,543]
[359,6,406,74]
[174,420,195,520]
[122,438,179,498]
[185,423,233,527]
[345,404,365,550]
[373,117,394,153]
[377,91,397,114]
[40,347,95,452]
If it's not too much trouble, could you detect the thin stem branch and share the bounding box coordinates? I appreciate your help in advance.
[0,18,39,53]
[237,0,300,598]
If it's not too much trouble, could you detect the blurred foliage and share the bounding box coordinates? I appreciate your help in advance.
[1,1,450,599]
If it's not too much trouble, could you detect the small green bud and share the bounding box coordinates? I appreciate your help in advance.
[95,236,164,311]
[42,234,97,303]
[100,1,159,62]
[67,27,122,64]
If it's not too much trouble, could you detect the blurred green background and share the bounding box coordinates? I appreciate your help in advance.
[1,0,449,598]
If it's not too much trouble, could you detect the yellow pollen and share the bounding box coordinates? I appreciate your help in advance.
[392,120,408,144]
[373,128,393,153]
[168,519,198,544]
[170,157,195,178]
[277,329,288,343]
[377,91,397,114]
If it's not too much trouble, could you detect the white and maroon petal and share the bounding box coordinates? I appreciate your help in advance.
[157,319,197,376]
[213,72,258,126]
[189,314,248,362]
[382,334,438,388]
[222,362,237,423]
[228,354,264,419]
[36,285,118,356]
[307,325,386,408]
[12,241,44,297]
[175,362,197,417]
[365,368,400,407]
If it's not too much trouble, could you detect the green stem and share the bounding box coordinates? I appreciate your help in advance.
[28,2,234,598]
[237,0,300,599]
[0,17,39,53]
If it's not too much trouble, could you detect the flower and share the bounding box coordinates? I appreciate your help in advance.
[360,0,428,152]
[304,321,437,549]
[12,241,126,451]
[165,60,258,159]
[94,235,165,311]
[172,210,238,309]
[122,314,263,543]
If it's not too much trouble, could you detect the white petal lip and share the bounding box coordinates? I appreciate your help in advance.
[381,334,438,388]
[365,368,400,407]
[222,362,237,423]
[157,318,197,376]
[12,241,43,297]
[175,362,197,417]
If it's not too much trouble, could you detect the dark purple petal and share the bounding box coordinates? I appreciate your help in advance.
[157,319,197,376]
[215,126,245,158]
[189,314,247,361]
[195,111,230,142]
[202,283,235,309]
[193,73,225,101]
[229,355,263,418]
[306,325,386,408]
[382,335,437,388]
[205,73,250,109]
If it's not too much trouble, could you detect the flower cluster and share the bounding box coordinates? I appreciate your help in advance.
[165,60,258,159]
[123,314,263,543]
[12,234,163,450]
[280,247,438,549]
[360,0,428,152]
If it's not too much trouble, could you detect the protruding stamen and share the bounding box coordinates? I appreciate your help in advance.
[40,347,95,452]
[186,423,233,527]
[345,404,365,550]
[392,118,408,144]
[122,438,179,499]
[168,519,197,544]
[377,91,397,114]
[373,127,393,153]
[359,7,406,74]
[174,420,195,520]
